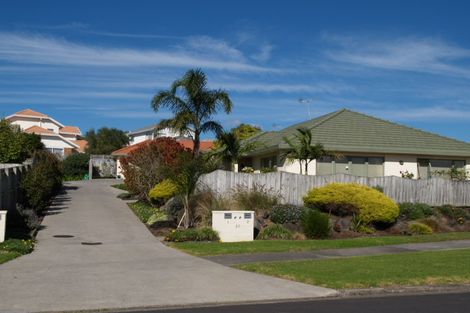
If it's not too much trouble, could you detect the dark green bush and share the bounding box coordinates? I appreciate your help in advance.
[301,209,331,239]
[270,204,305,224]
[0,239,35,254]
[165,227,219,242]
[62,153,89,179]
[399,203,434,220]
[257,224,293,240]
[21,151,63,211]
[128,201,157,223]
[437,205,469,221]
[232,184,281,213]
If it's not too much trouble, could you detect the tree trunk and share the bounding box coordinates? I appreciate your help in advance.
[305,160,309,175]
[183,194,190,229]
[193,130,200,157]
[232,163,239,172]
[299,160,303,175]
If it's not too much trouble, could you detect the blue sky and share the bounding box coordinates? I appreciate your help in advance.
[1,0,470,140]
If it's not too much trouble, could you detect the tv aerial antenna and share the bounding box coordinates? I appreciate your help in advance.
[298,98,312,118]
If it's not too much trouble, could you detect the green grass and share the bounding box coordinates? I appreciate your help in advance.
[0,239,35,265]
[111,183,128,191]
[128,200,157,223]
[236,249,470,289]
[170,232,470,256]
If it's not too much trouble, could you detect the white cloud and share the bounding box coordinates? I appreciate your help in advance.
[369,106,470,121]
[0,32,271,72]
[185,36,245,61]
[251,44,273,62]
[324,35,470,78]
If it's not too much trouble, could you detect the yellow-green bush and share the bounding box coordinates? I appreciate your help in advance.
[303,183,399,224]
[408,222,433,235]
[149,179,178,202]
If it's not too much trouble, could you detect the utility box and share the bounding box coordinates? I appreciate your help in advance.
[0,211,6,243]
[212,211,254,242]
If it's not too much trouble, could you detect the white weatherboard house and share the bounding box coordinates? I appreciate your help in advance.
[6,109,87,157]
[242,109,470,179]
[127,124,183,145]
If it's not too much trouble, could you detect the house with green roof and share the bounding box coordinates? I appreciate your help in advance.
[240,109,470,179]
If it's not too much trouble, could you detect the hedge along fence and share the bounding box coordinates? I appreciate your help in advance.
[199,170,470,207]
[0,164,31,212]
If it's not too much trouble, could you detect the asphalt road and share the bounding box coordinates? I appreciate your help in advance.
[123,292,470,313]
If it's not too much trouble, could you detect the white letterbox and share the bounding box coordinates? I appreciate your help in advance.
[212,211,254,242]
[0,211,7,243]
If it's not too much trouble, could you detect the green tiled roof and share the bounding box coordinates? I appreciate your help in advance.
[245,109,470,158]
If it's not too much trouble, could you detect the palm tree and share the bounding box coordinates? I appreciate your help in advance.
[151,69,233,157]
[282,128,329,175]
[212,130,260,172]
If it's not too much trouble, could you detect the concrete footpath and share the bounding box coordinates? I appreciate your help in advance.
[205,239,470,266]
[0,180,335,313]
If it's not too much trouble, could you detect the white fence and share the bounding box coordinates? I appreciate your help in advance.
[199,170,470,206]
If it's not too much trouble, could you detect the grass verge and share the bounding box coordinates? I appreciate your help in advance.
[236,249,470,289]
[170,232,470,256]
[111,183,128,191]
[0,239,35,265]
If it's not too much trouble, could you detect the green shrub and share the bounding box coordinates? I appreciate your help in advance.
[270,204,305,224]
[408,222,433,235]
[437,205,469,221]
[146,211,169,226]
[419,218,440,232]
[165,227,219,242]
[149,179,178,202]
[0,239,35,254]
[128,201,157,223]
[303,183,399,224]
[399,203,434,220]
[112,183,128,191]
[21,151,63,211]
[260,167,276,173]
[258,224,293,240]
[62,153,89,179]
[301,209,331,239]
[232,184,281,213]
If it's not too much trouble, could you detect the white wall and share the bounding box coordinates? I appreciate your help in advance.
[41,136,76,149]
[9,117,61,133]
[384,155,418,178]
[61,133,78,140]
[280,158,317,175]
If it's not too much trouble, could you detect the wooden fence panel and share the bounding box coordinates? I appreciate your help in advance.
[199,170,470,206]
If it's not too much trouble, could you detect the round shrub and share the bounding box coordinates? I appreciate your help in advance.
[149,179,178,202]
[270,204,305,224]
[303,183,399,224]
[399,203,434,220]
[408,222,433,235]
[301,209,331,239]
[165,227,219,242]
[62,153,89,180]
[257,224,293,240]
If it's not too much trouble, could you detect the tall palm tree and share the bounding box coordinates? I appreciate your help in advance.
[212,130,259,171]
[282,128,329,175]
[151,69,233,157]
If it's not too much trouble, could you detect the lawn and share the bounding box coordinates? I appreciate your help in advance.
[170,232,470,256]
[236,249,470,289]
[0,239,35,265]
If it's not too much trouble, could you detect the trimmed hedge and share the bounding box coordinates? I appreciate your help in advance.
[165,227,219,242]
[258,224,293,240]
[304,183,399,224]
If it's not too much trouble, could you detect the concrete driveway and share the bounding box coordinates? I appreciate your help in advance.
[0,179,335,313]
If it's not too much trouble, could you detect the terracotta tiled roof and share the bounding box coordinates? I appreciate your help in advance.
[111,139,215,156]
[14,109,49,118]
[178,139,215,151]
[71,139,88,153]
[60,126,81,134]
[24,126,55,135]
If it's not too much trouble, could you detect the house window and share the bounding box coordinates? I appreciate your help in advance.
[418,159,466,179]
[261,156,277,169]
[317,156,384,177]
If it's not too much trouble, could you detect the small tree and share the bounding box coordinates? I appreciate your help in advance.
[211,130,259,171]
[85,127,129,155]
[120,138,190,201]
[0,119,43,163]
[282,128,329,175]
[231,124,262,140]
[151,69,233,157]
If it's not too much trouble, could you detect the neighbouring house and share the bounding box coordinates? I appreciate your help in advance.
[111,138,215,178]
[6,109,87,157]
[127,124,185,145]
[241,108,470,179]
